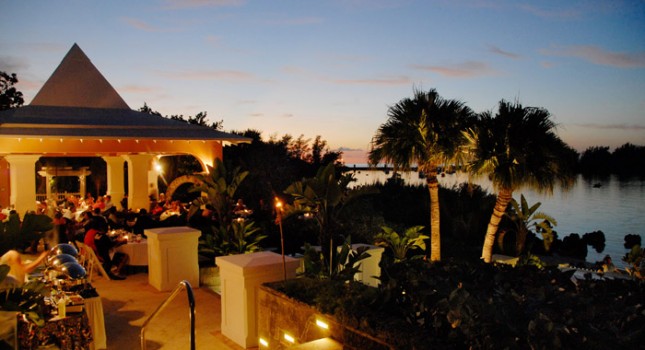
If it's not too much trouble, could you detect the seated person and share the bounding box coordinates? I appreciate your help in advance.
[84,222,129,280]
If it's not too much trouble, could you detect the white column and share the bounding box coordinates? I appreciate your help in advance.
[5,155,40,216]
[124,154,155,212]
[103,156,126,209]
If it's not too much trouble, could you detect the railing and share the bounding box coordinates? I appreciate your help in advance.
[36,192,82,203]
[140,280,196,350]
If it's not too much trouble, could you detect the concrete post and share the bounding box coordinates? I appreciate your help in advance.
[4,155,40,215]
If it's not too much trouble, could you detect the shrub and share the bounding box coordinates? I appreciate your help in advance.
[269,260,644,349]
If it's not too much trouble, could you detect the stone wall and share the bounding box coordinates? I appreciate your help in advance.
[257,284,392,349]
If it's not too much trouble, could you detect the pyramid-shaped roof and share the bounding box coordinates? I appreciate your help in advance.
[0,44,249,144]
[30,43,130,109]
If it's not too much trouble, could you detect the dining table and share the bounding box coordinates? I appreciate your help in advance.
[17,310,93,350]
[116,239,149,266]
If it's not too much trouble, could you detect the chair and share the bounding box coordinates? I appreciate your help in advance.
[75,241,111,281]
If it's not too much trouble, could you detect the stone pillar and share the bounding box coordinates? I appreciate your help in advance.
[124,154,155,212]
[5,155,40,216]
[79,174,87,199]
[217,251,301,348]
[103,156,126,209]
[145,226,201,292]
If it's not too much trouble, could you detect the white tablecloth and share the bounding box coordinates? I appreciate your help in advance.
[85,296,106,350]
[116,241,148,266]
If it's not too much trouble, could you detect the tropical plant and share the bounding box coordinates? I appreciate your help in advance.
[283,163,377,277]
[0,264,48,326]
[188,158,249,226]
[500,194,557,256]
[187,159,267,257]
[369,88,474,261]
[301,236,371,282]
[199,219,267,256]
[374,225,428,262]
[463,100,576,263]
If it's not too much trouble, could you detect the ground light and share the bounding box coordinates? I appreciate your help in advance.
[315,318,329,330]
[258,338,269,347]
[283,332,295,344]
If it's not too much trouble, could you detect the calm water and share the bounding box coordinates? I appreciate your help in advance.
[347,169,645,268]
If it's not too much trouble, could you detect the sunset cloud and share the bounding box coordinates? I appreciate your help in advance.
[488,45,521,59]
[157,69,259,82]
[121,17,178,33]
[573,123,645,131]
[163,0,244,9]
[259,16,323,26]
[518,3,581,19]
[327,76,411,86]
[0,56,29,72]
[410,61,497,78]
[118,84,160,94]
[541,45,645,68]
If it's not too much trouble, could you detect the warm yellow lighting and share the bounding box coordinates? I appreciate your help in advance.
[99,139,103,143]
[315,319,329,330]
[259,338,269,347]
[117,139,121,143]
[155,163,163,173]
[275,199,283,209]
[39,138,43,142]
[80,139,83,143]
[283,333,295,343]
[135,139,140,143]
[17,138,21,142]
[60,138,63,143]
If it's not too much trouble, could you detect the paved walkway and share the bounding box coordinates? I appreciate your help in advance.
[91,272,251,350]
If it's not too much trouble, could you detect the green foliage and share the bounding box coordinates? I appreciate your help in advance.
[199,220,267,256]
[622,235,643,278]
[302,236,371,283]
[271,259,645,349]
[188,159,267,257]
[0,265,48,326]
[0,71,25,110]
[374,225,428,262]
[0,212,53,254]
[500,194,557,256]
[189,158,249,224]
[284,163,377,277]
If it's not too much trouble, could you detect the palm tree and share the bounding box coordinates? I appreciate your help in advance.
[369,88,474,261]
[463,100,576,263]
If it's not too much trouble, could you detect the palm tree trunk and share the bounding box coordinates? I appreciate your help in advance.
[426,173,441,261]
[481,187,513,263]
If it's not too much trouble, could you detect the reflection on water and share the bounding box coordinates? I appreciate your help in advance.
[348,169,645,268]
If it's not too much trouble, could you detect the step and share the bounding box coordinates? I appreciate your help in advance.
[289,337,343,350]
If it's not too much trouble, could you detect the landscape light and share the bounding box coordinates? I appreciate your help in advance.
[283,333,295,344]
[259,338,269,347]
[315,319,329,330]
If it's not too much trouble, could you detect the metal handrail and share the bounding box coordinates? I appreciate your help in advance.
[140,280,196,350]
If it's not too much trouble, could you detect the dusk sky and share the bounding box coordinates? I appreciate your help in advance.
[1,0,644,164]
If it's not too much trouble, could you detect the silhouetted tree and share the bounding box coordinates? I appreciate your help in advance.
[0,71,24,110]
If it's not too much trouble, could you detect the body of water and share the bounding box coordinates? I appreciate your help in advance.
[347,168,644,268]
